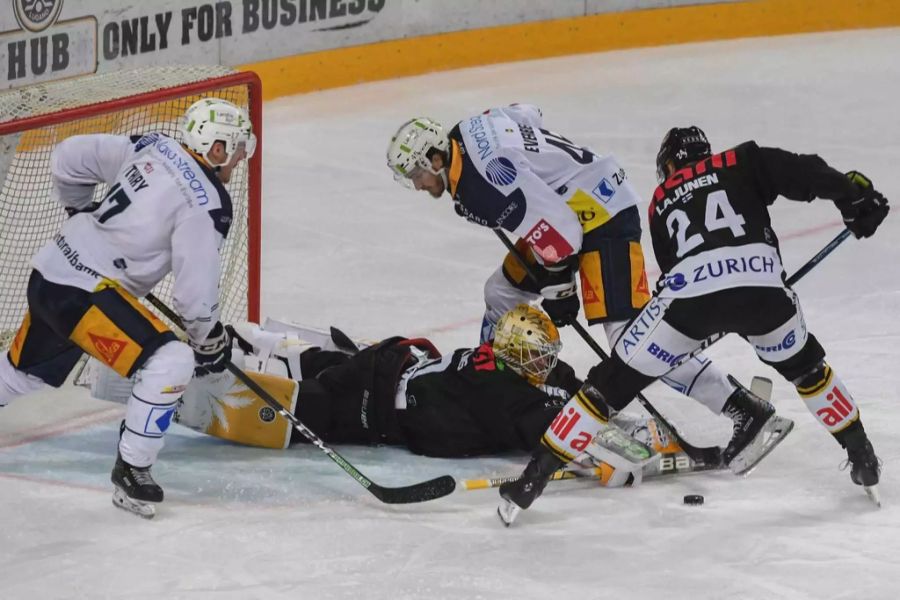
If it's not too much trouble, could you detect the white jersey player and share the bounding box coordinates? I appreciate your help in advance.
[386,107,778,464]
[0,97,256,518]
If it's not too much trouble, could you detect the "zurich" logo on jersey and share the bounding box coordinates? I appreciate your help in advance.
[485,157,517,186]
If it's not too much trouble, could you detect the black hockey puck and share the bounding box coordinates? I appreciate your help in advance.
[683,494,704,506]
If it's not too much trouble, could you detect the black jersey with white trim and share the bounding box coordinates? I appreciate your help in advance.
[648,141,857,297]
[400,343,576,457]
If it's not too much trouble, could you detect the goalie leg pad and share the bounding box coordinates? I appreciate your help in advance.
[542,386,612,463]
[176,366,299,449]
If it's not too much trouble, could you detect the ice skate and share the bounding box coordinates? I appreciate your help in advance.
[497,449,564,527]
[722,377,793,476]
[111,454,163,519]
[842,435,882,507]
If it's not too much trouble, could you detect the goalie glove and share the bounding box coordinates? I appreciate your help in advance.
[189,321,232,377]
[836,171,889,239]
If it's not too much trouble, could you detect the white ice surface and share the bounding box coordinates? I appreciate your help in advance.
[2,28,900,600]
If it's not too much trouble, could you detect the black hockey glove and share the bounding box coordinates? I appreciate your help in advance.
[836,171,889,239]
[539,262,580,327]
[190,321,232,377]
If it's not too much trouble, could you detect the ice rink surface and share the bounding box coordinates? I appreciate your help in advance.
[2,27,900,600]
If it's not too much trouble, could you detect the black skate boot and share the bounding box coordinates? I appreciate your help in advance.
[721,376,793,475]
[847,441,881,486]
[836,423,882,506]
[111,453,163,519]
[497,447,564,527]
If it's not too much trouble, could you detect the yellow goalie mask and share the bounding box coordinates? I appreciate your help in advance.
[492,304,562,385]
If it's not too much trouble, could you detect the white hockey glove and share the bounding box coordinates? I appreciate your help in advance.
[190,322,232,377]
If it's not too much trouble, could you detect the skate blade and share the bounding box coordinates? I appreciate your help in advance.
[497,498,521,527]
[864,485,882,508]
[729,415,794,477]
[112,487,157,519]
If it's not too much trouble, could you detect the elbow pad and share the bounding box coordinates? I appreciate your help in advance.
[52,178,96,211]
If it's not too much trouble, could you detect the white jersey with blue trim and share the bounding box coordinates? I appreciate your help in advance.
[448,104,641,264]
[32,133,231,342]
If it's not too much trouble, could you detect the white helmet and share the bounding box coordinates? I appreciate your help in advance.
[386,117,449,187]
[181,97,257,163]
[492,304,561,385]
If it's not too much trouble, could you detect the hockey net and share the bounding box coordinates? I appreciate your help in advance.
[0,66,261,351]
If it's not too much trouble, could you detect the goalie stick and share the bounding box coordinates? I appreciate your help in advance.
[461,456,724,491]
[145,294,456,504]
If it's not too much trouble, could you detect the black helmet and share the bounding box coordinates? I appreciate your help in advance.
[656,126,711,183]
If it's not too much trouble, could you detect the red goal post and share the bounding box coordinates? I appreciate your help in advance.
[0,66,262,350]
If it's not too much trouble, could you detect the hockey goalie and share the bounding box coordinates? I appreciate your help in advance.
[125,305,729,487]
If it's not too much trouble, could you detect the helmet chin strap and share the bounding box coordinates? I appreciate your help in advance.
[439,168,449,192]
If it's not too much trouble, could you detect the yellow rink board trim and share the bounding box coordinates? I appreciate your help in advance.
[239,0,900,100]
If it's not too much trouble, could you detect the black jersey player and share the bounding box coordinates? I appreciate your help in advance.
[498,126,889,524]
[175,305,579,457]
[173,305,720,487]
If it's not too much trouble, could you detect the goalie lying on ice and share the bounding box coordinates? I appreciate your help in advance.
[166,305,706,485]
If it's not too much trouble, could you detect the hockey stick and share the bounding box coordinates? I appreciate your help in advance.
[462,453,725,490]
[462,466,605,490]
[786,228,852,286]
[461,461,723,490]
[145,293,456,504]
[493,229,719,464]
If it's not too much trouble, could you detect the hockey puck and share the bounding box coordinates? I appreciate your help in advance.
[683,494,704,506]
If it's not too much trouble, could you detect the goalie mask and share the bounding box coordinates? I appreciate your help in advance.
[656,126,711,183]
[386,117,449,190]
[492,304,562,385]
[181,97,257,163]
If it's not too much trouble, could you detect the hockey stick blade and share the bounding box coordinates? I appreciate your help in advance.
[644,412,721,465]
[369,475,457,504]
